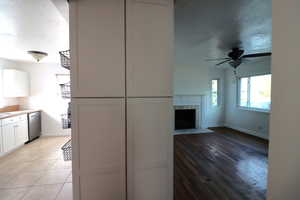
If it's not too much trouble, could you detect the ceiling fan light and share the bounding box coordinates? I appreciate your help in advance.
[28,50,48,62]
[229,59,242,68]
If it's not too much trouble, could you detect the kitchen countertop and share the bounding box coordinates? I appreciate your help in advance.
[0,109,41,119]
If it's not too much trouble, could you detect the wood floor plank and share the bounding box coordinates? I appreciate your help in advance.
[174,127,268,200]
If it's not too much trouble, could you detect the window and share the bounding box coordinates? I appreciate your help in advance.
[211,79,219,106]
[238,74,271,111]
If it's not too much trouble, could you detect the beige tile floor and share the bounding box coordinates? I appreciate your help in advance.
[0,137,73,200]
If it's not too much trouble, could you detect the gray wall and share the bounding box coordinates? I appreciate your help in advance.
[267,0,300,198]
[174,45,210,95]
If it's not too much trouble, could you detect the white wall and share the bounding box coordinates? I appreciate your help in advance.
[17,62,71,136]
[267,0,300,198]
[224,57,271,139]
[174,45,210,95]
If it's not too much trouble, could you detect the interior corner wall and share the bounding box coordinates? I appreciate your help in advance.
[224,57,271,139]
[15,61,71,136]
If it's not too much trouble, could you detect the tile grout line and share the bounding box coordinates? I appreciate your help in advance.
[54,183,66,200]
[0,137,71,199]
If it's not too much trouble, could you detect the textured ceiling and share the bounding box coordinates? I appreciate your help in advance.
[0,0,271,63]
[175,0,272,59]
[0,0,69,63]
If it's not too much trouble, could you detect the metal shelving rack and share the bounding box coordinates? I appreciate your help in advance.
[59,50,72,161]
[61,139,72,161]
[59,50,71,70]
[59,82,71,99]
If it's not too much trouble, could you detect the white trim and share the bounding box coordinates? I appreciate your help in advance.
[224,123,269,140]
[237,74,272,112]
[238,106,271,114]
[211,79,221,107]
[41,130,71,137]
[200,95,206,129]
[202,122,224,128]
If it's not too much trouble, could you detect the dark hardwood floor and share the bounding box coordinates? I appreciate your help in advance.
[174,127,269,200]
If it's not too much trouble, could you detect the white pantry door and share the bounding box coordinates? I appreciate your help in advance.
[126,0,174,97]
[70,0,125,98]
[72,98,126,200]
[127,98,173,200]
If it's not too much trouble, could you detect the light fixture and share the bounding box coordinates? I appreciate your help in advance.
[28,50,48,62]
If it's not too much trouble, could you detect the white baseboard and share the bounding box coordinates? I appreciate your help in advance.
[224,123,269,140]
[202,122,224,128]
[41,131,71,137]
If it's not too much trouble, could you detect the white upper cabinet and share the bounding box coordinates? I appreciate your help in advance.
[72,98,126,200]
[70,0,125,98]
[127,98,173,200]
[2,69,29,97]
[126,0,174,97]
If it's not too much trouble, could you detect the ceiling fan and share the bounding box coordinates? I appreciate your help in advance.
[206,48,272,71]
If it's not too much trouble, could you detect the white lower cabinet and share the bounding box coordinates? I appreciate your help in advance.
[0,114,28,155]
[15,118,29,146]
[127,98,173,200]
[72,98,126,200]
[2,124,16,153]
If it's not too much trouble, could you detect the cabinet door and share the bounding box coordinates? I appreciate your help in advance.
[127,98,173,200]
[70,0,125,97]
[72,98,126,200]
[15,120,29,146]
[2,124,16,152]
[126,0,174,97]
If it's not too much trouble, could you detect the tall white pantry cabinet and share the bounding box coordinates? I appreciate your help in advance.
[70,0,173,200]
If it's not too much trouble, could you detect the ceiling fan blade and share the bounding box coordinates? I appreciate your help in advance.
[205,58,229,61]
[242,52,272,58]
[216,59,231,66]
[241,58,252,64]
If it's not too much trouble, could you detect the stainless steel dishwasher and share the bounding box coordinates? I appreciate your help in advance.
[27,111,41,142]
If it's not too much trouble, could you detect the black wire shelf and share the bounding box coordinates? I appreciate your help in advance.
[61,114,71,129]
[59,50,70,70]
[59,82,71,99]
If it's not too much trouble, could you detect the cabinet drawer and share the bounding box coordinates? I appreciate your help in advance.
[2,114,27,125]
[17,114,27,121]
[2,116,19,125]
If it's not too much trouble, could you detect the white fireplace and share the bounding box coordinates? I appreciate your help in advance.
[173,95,212,134]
